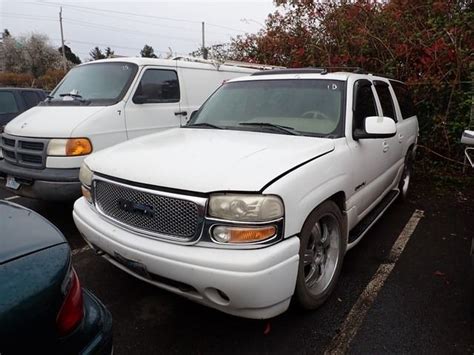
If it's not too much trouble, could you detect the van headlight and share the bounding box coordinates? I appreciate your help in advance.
[48,138,93,156]
[208,194,284,222]
[79,162,93,203]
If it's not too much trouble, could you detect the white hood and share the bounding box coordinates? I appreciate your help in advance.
[86,128,335,193]
[4,106,106,138]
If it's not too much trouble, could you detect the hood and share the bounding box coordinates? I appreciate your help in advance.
[0,201,66,264]
[4,105,106,138]
[86,128,335,193]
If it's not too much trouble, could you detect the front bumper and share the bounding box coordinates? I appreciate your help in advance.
[73,197,300,319]
[0,159,81,201]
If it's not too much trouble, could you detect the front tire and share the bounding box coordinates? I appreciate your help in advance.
[295,200,346,310]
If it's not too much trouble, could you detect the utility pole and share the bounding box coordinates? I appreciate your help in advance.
[201,21,207,59]
[59,6,67,71]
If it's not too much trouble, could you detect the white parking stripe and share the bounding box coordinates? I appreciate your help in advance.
[4,195,20,201]
[71,245,91,256]
[324,209,425,355]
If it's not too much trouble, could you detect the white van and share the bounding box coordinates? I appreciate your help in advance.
[0,57,270,200]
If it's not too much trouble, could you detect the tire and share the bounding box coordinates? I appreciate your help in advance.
[398,148,415,202]
[295,200,347,310]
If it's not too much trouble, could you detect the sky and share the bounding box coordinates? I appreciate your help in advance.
[0,0,276,61]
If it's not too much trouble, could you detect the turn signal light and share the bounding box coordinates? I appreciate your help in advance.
[81,185,92,203]
[66,138,92,156]
[212,225,276,244]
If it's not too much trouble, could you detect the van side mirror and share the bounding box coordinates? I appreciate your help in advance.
[133,95,147,104]
[354,116,396,140]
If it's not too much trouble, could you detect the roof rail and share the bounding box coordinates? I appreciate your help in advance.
[172,56,283,71]
[251,67,369,76]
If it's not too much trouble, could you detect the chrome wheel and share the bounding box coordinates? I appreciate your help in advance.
[401,162,411,196]
[399,150,414,200]
[303,214,341,296]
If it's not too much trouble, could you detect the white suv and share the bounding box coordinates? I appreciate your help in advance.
[73,68,419,319]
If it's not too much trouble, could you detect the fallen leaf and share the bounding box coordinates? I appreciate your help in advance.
[264,322,271,335]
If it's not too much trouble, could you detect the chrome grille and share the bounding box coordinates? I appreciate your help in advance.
[1,134,48,169]
[94,178,205,241]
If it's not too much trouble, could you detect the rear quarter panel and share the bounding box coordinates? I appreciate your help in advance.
[0,244,70,345]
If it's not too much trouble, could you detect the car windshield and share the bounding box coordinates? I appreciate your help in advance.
[191,79,346,136]
[47,62,138,106]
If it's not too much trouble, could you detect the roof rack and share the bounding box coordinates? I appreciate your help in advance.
[172,56,283,71]
[251,67,369,76]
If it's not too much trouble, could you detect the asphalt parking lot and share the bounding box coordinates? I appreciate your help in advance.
[1,176,473,354]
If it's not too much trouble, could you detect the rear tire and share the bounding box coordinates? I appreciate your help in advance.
[295,200,346,310]
[398,148,415,202]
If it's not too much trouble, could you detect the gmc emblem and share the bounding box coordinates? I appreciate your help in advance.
[117,198,154,218]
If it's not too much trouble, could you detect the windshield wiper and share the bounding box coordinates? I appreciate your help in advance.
[238,122,300,135]
[186,123,223,129]
[58,92,90,105]
[59,92,84,99]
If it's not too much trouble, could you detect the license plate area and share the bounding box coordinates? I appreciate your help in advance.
[113,252,150,279]
[6,176,21,190]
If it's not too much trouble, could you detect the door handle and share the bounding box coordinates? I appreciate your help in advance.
[382,141,389,153]
[174,111,188,116]
[398,133,404,143]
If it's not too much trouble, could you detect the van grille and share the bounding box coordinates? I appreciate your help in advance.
[93,178,205,242]
[1,134,48,169]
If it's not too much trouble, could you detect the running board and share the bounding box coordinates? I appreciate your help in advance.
[347,189,399,249]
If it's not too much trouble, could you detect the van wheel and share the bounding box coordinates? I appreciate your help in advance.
[295,200,346,310]
[398,148,414,201]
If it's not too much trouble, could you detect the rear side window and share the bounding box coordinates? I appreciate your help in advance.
[21,91,41,109]
[353,83,377,131]
[0,92,19,114]
[133,69,180,103]
[374,83,396,121]
[390,81,416,119]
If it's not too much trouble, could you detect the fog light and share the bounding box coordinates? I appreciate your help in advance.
[212,225,276,244]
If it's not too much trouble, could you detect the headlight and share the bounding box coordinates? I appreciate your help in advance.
[208,194,284,222]
[79,162,93,187]
[47,138,93,156]
[79,162,93,203]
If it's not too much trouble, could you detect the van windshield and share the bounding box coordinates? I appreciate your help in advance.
[190,79,346,137]
[46,62,138,106]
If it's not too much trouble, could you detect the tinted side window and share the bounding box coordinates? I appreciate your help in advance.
[353,83,377,131]
[134,69,180,103]
[21,91,41,109]
[0,92,19,114]
[374,84,396,121]
[390,81,416,119]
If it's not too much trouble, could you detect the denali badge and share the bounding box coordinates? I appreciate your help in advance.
[117,198,154,218]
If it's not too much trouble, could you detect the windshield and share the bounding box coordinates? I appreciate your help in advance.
[190,79,346,137]
[47,62,138,106]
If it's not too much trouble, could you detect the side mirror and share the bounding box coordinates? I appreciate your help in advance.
[133,95,147,104]
[461,130,474,146]
[354,116,396,140]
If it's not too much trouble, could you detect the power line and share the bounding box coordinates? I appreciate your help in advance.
[63,18,199,44]
[29,1,248,33]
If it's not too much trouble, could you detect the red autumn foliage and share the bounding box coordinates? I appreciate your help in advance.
[229,0,473,171]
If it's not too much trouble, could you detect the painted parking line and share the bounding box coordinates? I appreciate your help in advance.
[4,195,20,201]
[324,209,425,355]
[71,245,91,256]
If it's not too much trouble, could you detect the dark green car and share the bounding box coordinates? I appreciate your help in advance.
[0,201,112,354]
